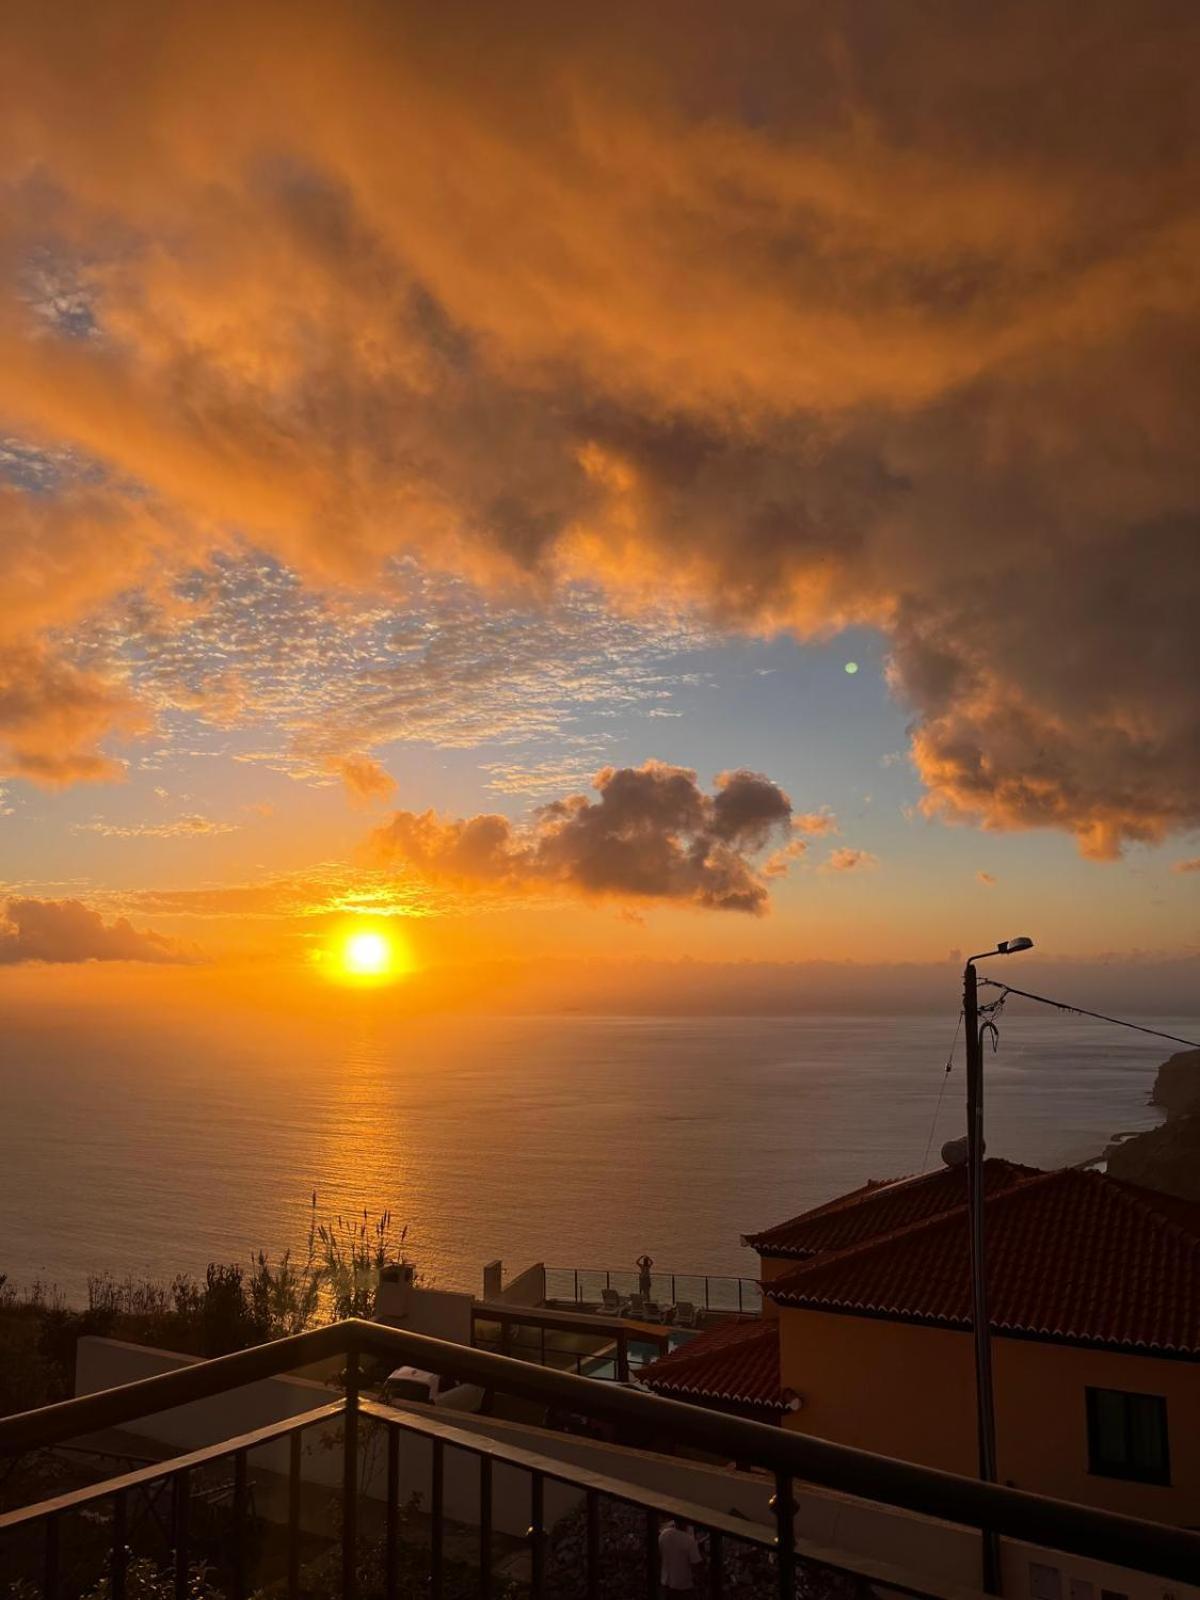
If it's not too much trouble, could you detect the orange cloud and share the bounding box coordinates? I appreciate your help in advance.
[74,814,236,839]
[0,645,148,787]
[120,863,445,921]
[0,897,189,964]
[825,847,878,873]
[0,484,181,785]
[792,810,838,837]
[328,754,397,804]
[370,762,804,913]
[0,0,1194,857]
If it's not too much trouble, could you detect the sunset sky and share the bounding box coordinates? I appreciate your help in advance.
[1,1,1197,1008]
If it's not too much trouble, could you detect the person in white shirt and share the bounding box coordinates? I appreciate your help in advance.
[659,1519,702,1594]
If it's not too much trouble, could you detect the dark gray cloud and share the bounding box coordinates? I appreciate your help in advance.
[371,762,809,912]
[0,897,189,964]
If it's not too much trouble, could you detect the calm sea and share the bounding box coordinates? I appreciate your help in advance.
[0,1009,1184,1303]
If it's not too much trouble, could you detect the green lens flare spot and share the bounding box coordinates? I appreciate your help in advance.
[844,661,859,675]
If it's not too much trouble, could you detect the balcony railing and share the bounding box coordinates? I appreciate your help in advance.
[470,1302,671,1381]
[2,1317,1198,1599]
[544,1267,762,1317]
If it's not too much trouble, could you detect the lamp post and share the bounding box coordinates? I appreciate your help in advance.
[963,936,1033,1593]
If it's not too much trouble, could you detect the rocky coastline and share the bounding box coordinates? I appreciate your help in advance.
[1103,1046,1200,1202]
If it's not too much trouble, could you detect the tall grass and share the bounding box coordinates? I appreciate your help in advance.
[315,1204,410,1321]
[0,1197,415,1415]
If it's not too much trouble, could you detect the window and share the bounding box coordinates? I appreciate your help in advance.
[1029,1563,1062,1600]
[1085,1387,1170,1485]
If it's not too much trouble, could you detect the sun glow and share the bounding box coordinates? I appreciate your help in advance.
[329,927,409,984]
[345,931,390,973]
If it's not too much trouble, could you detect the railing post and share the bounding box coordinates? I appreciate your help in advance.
[232,1448,248,1600]
[342,1347,359,1600]
[708,1528,723,1599]
[287,1434,301,1600]
[479,1454,493,1600]
[645,1509,660,1598]
[430,1437,444,1600]
[617,1331,630,1384]
[772,1473,795,1600]
[529,1471,545,1599]
[173,1466,190,1600]
[586,1489,600,1600]
[111,1489,128,1600]
[385,1424,400,1600]
[43,1510,60,1600]
[738,1279,744,1314]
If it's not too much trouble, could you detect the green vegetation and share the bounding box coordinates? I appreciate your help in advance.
[0,1201,411,1418]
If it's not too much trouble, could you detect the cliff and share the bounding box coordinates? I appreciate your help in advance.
[1147,1047,1200,1115]
[1105,1047,1200,1203]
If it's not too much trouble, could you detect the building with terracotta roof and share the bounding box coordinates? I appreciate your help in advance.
[639,1160,1200,1527]
[627,1314,788,1421]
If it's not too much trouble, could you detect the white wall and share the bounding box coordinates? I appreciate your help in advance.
[493,1263,547,1307]
[75,1338,1199,1599]
[375,1282,474,1344]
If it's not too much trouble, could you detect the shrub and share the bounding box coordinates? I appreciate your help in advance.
[0,1198,416,1414]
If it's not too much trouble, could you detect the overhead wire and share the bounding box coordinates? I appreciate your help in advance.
[920,1007,962,1171]
[922,978,1194,1178]
[977,981,1200,1049]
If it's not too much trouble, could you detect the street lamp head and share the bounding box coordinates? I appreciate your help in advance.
[966,936,1035,965]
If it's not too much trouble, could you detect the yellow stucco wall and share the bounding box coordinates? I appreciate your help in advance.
[777,1306,1200,1525]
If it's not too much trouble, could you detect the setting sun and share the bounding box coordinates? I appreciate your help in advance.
[345,932,389,974]
[334,928,407,983]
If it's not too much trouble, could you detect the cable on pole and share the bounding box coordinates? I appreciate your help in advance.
[977,980,1200,1049]
[921,1007,963,1171]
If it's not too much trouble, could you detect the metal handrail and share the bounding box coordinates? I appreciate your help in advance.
[0,1403,343,1532]
[359,1401,980,1600]
[0,1320,348,1455]
[362,1398,774,1545]
[0,1384,988,1600]
[3,1317,1199,1583]
[546,1265,762,1314]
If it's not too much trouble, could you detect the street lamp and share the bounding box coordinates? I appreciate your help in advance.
[963,936,1033,1592]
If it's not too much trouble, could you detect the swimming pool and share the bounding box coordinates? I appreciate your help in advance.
[580,1330,698,1381]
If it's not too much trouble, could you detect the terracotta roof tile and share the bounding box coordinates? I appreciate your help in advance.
[766,1168,1200,1356]
[636,1318,783,1410]
[744,1159,1037,1259]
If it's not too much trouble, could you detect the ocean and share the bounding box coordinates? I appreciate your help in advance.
[0,1007,1184,1303]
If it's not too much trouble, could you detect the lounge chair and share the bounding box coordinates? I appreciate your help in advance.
[642,1299,664,1323]
[673,1301,698,1328]
[625,1293,645,1318]
[599,1288,623,1316]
